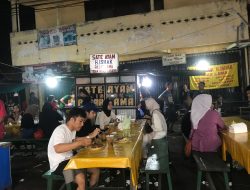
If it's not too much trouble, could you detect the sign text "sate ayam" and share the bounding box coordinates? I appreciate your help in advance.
[107,84,135,107]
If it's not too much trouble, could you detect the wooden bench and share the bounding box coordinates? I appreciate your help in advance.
[42,170,72,190]
[143,139,172,190]
[192,151,230,190]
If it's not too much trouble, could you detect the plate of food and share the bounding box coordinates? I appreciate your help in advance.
[114,137,130,144]
[88,143,104,151]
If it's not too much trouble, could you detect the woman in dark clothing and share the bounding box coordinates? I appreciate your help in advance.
[39,98,63,138]
[181,111,192,139]
[181,95,193,138]
[21,104,39,138]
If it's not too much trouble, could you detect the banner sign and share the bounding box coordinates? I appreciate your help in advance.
[189,62,239,90]
[38,25,77,49]
[106,84,136,107]
[162,53,186,66]
[90,53,119,73]
[22,62,86,83]
[77,85,105,107]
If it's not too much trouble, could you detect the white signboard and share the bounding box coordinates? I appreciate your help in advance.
[90,53,119,73]
[162,53,186,66]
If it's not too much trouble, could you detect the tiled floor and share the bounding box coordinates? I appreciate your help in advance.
[9,124,250,190]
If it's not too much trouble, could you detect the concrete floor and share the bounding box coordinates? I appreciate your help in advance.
[9,123,250,190]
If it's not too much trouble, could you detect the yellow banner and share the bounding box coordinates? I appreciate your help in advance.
[189,62,239,90]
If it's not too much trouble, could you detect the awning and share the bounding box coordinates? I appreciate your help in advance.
[0,84,28,94]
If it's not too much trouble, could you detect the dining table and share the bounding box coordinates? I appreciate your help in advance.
[222,116,250,174]
[64,120,146,189]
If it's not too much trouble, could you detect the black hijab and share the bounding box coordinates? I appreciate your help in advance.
[102,98,112,117]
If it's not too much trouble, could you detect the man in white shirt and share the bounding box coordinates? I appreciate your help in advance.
[48,107,100,190]
[77,103,99,137]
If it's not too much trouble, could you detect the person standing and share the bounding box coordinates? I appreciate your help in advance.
[0,99,7,139]
[29,92,39,105]
[48,108,100,190]
[192,81,209,98]
[60,90,75,108]
[158,82,176,132]
[181,84,191,104]
[143,98,167,158]
[181,96,193,139]
[39,95,63,138]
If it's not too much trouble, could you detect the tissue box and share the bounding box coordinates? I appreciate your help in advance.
[229,122,248,133]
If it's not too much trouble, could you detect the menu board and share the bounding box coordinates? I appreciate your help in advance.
[76,83,136,107]
[106,84,136,107]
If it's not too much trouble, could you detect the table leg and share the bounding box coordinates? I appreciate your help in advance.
[158,174,162,190]
[146,173,149,190]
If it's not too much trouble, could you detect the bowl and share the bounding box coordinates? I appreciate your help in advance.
[106,135,114,143]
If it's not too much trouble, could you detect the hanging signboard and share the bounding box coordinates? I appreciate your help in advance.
[162,53,186,66]
[90,53,119,73]
[106,83,136,107]
[77,85,105,107]
[189,62,239,90]
[38,24,77,49]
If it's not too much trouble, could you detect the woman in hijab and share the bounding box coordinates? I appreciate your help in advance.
[21,104,39,138]
[190,94,225,152]
[95,98,116,130]
[143,98,168,158]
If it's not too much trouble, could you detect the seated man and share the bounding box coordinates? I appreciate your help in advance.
[77,103,99,137]
[48,108,100,190]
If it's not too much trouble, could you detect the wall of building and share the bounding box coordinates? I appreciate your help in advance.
[164,0,218,9]
[10,0,249,66]
[35,5,85,29]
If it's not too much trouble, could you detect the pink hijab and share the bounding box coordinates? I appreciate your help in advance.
[191,94,212,130]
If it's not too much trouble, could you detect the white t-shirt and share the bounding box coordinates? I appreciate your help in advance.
[48,124,76,172]
[95,111,116,130]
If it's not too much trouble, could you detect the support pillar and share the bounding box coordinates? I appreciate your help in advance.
[11,0,20,32]
[150,0,155,11]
